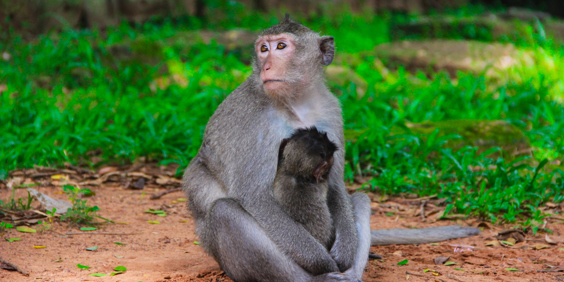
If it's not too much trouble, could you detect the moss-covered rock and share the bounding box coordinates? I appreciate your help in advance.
[392,119,530,157]
[373,40,534,79]
[392,12,564,45]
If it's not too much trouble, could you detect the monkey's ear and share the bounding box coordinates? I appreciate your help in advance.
[313,161,329,183]
[319,36,334,66]
[278,138,290,161]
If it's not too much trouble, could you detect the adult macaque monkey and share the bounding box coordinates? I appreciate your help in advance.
[183,14,479,281]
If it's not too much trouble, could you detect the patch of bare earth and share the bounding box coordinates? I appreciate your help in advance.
[1,169,563,281]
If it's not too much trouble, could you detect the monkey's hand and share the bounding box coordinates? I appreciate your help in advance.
[311,272,360,282]
[327,190,358,272]
[249,198,340,275]
[330,227,358,272]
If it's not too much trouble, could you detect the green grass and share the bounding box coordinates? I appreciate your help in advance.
[1,4,563,227]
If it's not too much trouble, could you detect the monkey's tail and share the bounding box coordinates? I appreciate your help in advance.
[370,225,480,245]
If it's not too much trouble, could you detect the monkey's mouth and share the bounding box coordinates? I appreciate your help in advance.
[263,80,284,83]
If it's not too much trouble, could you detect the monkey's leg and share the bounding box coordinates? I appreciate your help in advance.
[370,225,480,245]
[204,198,358,282]
[344,192,372,280]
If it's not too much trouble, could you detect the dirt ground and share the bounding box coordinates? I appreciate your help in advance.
[1,184,564,282]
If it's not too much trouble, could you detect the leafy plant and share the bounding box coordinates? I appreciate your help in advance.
[59,185,110,226]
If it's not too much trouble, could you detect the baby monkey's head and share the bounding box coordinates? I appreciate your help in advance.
[278,127,338,183]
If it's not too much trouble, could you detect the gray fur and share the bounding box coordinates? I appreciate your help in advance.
[371,225,481,245]
[183,16,364,279]
[273,127,337,250]
[183,15,479,282]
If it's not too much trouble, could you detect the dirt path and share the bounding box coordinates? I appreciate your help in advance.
[1,185,563,281]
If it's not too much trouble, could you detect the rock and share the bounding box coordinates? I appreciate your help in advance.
[393,12,564,44]
[27,188,73,214]
[392,120,530,157]
[373,40,534,78]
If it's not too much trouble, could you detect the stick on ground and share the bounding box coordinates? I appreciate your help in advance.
[0,257,29,276]
[150,188,182,200]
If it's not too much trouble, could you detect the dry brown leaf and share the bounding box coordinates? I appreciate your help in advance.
[531,243,550,250]
[127,172,152,178]
[434,256,450,265]
[497,229,526,243]
[99,166,118,175]
[506,237,517,245]
[485,240,501,247]
[392,251,403,257]
[476,222,492,230]
[545,234,557,245]
[79,179,102,186]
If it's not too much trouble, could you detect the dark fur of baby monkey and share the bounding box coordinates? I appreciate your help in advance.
[274,127,338,250]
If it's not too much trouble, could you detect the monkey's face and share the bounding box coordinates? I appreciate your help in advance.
[255,33,297,97]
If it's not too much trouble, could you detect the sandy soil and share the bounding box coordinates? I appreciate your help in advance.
[1,184,563,282]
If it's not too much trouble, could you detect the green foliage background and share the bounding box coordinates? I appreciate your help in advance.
[1,3,563,227]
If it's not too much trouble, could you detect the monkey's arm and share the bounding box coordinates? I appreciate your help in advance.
[247,196,342,275]
[326,179,359,272]
[371,225,480,245]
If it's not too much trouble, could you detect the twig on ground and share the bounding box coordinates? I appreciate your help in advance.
[420,200,428,221]
[448,274,465,282]
[0,257,29,276]
[150,188,182,200]
[405,271,425,277]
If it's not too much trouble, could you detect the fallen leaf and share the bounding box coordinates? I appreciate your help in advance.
[485,240,500,247]
[444,261,457,266]
[194,241,200,245]
[500,240,514,246]
[114,242,126,245]
[454,268,465,271]
[16,226,36,233]
[506,268,520,271]
[497,229,526,243]
[86,246,98,251]
[53,257,63,263]
[77,264,90,270]
[531,243,550,250]
[545,234,557,245]
[177,198,187,202]
[111,272,124,276]
[434,256,450,265]
[98,166,118,175]
[81,227,97,231]
[144,210,165,214]
[148,221,160,224]
[429,243,440,246]
[397,259,408,265]
[113,266,127,271]
[33,246,46,249]
[5,238,21,242]
[89,273,107,277]
[51,175,69,180]
[476,222,492,230]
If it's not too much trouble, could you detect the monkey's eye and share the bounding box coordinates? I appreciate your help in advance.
[260,45,268,52]
[277,42,287,50]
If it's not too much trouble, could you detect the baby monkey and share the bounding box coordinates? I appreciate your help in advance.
[273,127,338,250]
